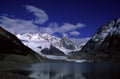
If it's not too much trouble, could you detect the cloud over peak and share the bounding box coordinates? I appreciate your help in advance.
[57,23,85,33]
[69,31,80,36]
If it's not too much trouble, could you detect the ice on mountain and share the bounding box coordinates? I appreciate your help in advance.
[16,33,80,56]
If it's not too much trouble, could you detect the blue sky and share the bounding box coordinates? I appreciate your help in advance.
[0,0,120,38]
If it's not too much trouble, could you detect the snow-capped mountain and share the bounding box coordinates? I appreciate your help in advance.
[17,33,60,43]
[79,18,120,62]
[16,33,80,56]
[92,18,120,44]
[81,18,120,52]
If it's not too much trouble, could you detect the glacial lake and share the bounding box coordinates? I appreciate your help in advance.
[22,62,120,79]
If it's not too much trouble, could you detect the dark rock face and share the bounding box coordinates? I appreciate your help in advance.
[0,26,46,70]
[41,45,65,56]
[0,27,29,55]
[99,34,120,53]
[76,18,120,62]
[95,34,120,62]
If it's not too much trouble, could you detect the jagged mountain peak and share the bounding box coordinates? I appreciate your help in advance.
[17,33,60,42]
[16,32,78,49]
[60,35,78,50]
[16,32,79,56]
[62,33,68,38]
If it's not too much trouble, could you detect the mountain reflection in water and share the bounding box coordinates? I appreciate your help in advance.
[26,63,120,79]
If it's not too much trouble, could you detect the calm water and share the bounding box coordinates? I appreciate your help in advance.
[22,63,120,79]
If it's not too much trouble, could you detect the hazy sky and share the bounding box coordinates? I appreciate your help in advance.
[0,0,120,38]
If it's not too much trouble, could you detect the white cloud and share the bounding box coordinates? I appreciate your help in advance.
[0,16,85,35]
[0,16,39,34]
[69,31,80,36]
[0,5,86,37]
[39,23,85,35]
[47,22,59,33]
[25,5,49,24]
[57,23,85,33]
[32,22,59,34]
[39,27,54,34]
